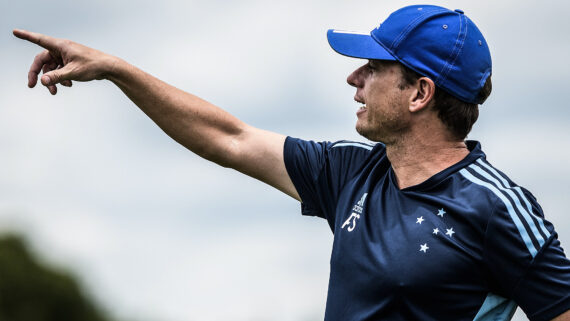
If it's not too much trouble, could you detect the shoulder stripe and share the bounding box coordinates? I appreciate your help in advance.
[473,293,517,321]
[476,159,551,238]
[459,168,538,257]
[331,142,374,151]
[468,163,547,247]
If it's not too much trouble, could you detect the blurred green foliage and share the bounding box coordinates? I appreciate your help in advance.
[0,234,112,321]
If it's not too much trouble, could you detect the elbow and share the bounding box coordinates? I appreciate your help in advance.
[193,135,243,169]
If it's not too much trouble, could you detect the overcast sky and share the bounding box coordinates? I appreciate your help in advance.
[2,1,569,320]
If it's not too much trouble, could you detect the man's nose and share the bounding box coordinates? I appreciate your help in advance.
[347,65,366,88]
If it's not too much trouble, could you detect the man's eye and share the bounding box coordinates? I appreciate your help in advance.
[367,62,379,71]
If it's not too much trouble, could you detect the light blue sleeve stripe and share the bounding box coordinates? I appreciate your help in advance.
[476,159,551,238]
[469,163,545,246]
[459,168,538,257]
[512,186,551,237]
[331,142,373,150]
[475,159,510,186]
[473,293,517,321]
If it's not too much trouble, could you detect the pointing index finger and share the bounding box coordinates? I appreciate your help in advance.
[13,29,60,51]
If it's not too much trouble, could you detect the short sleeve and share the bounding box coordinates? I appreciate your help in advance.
[483,190,570,321]
[283,137,376,226]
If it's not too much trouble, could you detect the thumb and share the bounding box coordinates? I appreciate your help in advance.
[41,68,69,86]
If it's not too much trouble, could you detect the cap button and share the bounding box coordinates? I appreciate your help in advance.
[455,9,464,14]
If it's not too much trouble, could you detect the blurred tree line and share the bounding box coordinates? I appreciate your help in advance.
[0,233,113,321]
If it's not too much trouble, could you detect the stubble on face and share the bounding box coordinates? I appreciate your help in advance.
[355,96,408,143]
[354,61,412,144]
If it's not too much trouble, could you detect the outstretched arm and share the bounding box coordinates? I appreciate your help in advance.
[13,29,300,201]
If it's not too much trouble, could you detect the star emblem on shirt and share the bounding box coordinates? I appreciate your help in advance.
[412,208,456,256]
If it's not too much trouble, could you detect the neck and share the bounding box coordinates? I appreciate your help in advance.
[385,132,469,190]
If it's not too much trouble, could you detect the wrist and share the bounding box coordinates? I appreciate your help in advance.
[102,56,128,82]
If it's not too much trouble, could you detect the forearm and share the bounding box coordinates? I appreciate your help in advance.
[14,30,299,199]
[107,58,246,166]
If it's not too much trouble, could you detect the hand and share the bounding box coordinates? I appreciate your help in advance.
[13,29,118,95]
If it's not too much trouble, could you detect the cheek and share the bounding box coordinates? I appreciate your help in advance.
[375,94,406,123]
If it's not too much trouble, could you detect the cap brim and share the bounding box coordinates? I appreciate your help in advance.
[327,29,396,60]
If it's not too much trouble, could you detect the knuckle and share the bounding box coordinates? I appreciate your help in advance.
[61,39,73,47]
[35,50,50,63]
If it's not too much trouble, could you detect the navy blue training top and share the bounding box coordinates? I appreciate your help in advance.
[283,137,570,321]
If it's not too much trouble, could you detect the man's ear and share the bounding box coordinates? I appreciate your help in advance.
[409,77,436,113]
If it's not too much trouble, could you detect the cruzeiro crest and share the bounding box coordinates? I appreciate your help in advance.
[341,193,368,232]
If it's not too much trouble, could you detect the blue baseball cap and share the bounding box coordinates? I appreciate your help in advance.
[327,5,492,104]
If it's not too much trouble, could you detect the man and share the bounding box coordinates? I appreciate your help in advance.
[13,4,570,321]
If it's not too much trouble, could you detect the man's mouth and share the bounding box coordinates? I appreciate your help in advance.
[354,96,366,113]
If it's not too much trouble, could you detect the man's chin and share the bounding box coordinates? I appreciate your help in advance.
[356,124,388,143]
[356,125,375,141]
